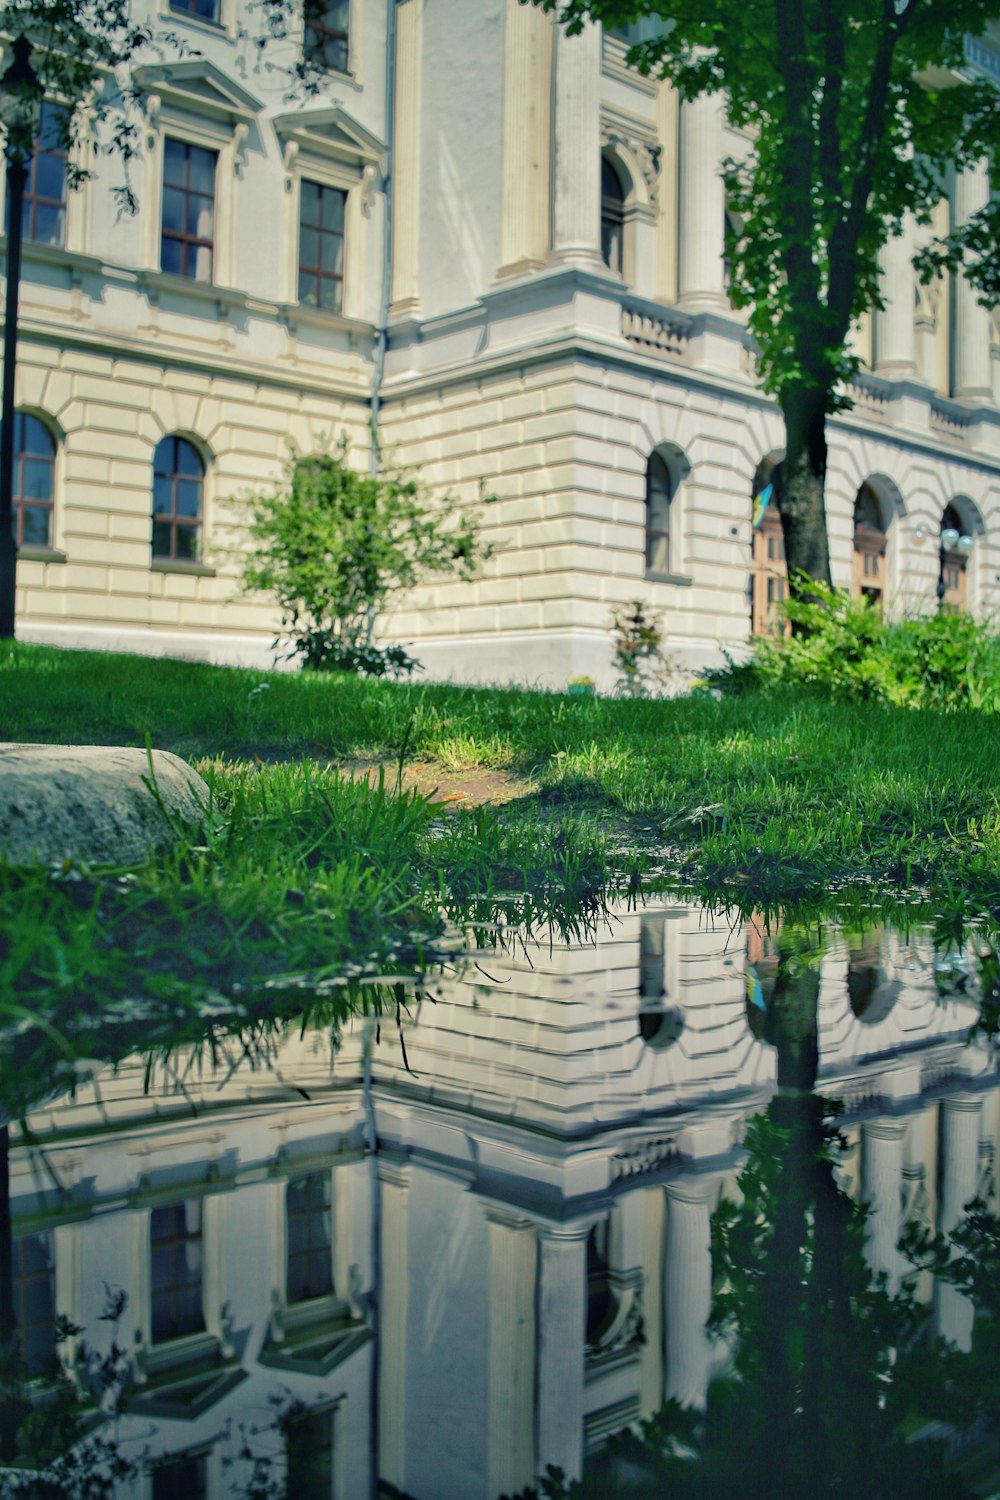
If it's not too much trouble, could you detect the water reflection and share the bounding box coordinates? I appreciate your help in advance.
[2,901,998,1497]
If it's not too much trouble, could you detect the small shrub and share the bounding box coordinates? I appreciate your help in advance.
[237,439,493,675]
[610,600,675,698]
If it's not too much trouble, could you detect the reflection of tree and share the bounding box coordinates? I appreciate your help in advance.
[511,924,996,1500]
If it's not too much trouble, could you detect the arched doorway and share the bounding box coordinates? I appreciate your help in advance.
[750,454,788,636]
[852,482,888,608]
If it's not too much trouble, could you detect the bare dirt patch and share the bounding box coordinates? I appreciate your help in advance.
[342,761,535,807]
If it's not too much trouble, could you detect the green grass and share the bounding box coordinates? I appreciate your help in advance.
[3,640,999,901]
[3,637,1000,1115]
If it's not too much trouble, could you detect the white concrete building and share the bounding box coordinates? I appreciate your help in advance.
[9,903,999,1497]
[5,4,1000,687]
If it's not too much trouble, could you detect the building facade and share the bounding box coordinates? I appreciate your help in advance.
[5,3,1000,687]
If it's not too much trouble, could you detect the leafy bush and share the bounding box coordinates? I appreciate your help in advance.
[706,581,1000,711]
[238,440,493,674]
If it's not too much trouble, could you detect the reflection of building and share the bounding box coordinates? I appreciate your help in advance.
[6,7,1000,683]
[8,902,999,1496]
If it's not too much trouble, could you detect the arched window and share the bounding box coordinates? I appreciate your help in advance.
[852,482,887,608]
[750,454,788,636]
[10,412,56,548]
[600,156,625,275]
[645,450,676,578]
[152,435,205,562]
[939,503,969,615]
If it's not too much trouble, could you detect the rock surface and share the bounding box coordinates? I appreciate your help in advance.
[0,744,211,867]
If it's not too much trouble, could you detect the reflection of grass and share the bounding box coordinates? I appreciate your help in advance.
[3,641,1000,901]
[0,755,629,1117]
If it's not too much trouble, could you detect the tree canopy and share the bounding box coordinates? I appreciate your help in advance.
[538,0,1000,590]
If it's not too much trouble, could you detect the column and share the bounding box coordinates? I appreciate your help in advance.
[377,1162,411,1492]
[389,0,422,317]
[654,79,680,305]
[953,163,993,399]
[486,1208,537,1498]
[496,0,552,280]
[677,95,727,311]
[934,1095,981,1351]
[535,1223,589,1482]
[874,219,917,376]
[663,1178,714,1409]
[860,1120,907,1289]
[550,21,603,267]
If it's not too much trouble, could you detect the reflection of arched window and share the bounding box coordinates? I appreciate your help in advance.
[11,412,56,548]
[645,451,674,578]
[939,503,968,615]
[853,482,887,607]
[750,454,788,636]
[586,1220,618,1345]
[601,157,625,275]
[152,436,205,562]
[847,929,899,1025]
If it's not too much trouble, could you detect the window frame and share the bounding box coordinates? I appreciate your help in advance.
[286,1171,335,1306]
[150,1199,206,1346]
[12,1228,58,1379]
[302,0,351,75]
[297,177,347,316]
[151,433,206,566]
[9,409,57,552]
[167,0,221,24]
[160,135,218,284]
[600,155,626,277]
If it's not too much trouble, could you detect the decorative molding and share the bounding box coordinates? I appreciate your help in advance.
[611,1133,679,1180]
[271,105,386,172]
[601,117,662,205]
[133,60,262,127]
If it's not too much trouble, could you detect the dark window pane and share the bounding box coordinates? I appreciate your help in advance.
[20,414,54,456]
[299,226,318,271]
[21,507,50,546]
[320,188,345,232]
[176,479,200,519]
[152,521,173,557]
[163,139,187,186]
[160,238,184,276]
[319,234,343,276]
[162,187,186,234]
[286,1409,333,1500]
[187,146,216,197]
[177,440,203,477]
[175,525,198,561]
[152,1453,208,1500]
[152,474,173,515]
[35,155,64,202]
[32,204,63,246]
[21,458,53,501]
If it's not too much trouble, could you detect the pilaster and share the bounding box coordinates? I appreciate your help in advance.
[934,1094,981,1351]
[496,0,552,280]
[860,1119,907,1288]
[536,1221,589,1482]
[677,95,726,311]
[663,1176,715,1409]
[390,0,423,317]
[551,21,604,268]
[486,1206,538,1498]
[953,163,993,400]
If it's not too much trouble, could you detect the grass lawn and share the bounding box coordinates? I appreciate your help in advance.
[2,638,999,1106]
[4,640,999,895]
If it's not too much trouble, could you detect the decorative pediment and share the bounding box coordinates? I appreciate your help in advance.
[134,60,262,126]
[271,105,386,170]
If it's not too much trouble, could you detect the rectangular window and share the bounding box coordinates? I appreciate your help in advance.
[13,1230,57,1377]
[151,1452,208,1500]
[168,0,221,21]
[151,1201,205,1344]
[297,180,346,314]
[285,1407,334,1500]
[286,1173,333,1304]
[4,103,67,248]
[161,138,216,282]
[303,0,350,72]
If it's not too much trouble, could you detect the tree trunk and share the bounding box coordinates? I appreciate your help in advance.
[778,386,833,602]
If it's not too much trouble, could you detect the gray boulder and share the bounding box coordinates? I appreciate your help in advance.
[0,744,211,867]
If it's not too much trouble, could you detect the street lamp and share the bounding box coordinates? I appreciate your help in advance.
[936,521,974,612]
[0,35,41,641]
[911,518,976,611]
